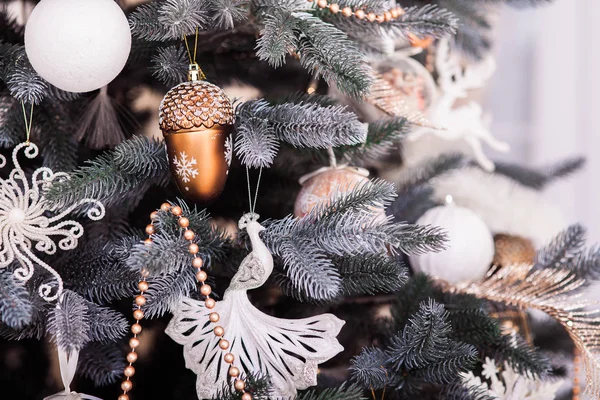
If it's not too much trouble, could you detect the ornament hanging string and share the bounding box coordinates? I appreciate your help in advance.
[246,167,262,214]
[183,27,206,80]
[21,101,34,145]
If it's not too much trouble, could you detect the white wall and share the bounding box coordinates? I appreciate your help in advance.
[485,0,600,242]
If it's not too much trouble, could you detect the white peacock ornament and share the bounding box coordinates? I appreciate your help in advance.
[0,142,104,301]
[166,213,345,399]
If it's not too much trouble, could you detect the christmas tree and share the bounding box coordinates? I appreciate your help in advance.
[0,0,596,399]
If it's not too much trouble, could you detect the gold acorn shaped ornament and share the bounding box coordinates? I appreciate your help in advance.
[159,64,235,204]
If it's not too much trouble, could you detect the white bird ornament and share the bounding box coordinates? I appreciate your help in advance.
[166,213,345,399]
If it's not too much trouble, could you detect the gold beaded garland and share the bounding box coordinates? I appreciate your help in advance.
[119,203,252,399]
[308,0,404,23]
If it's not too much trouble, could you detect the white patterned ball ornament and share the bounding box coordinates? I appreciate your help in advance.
[409,201,494,284]
[25,0,131,93]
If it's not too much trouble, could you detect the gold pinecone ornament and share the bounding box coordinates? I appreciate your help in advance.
[159,64,234,204]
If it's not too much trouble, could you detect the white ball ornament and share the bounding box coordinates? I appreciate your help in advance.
[25,0,131,93]
[409,196,494,284]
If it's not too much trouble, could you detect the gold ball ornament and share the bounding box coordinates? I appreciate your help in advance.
[493,233,536,267]
[159,64,235,204]
[294,166,372,218]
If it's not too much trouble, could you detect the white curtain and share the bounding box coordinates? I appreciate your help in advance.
[485,0,600,242]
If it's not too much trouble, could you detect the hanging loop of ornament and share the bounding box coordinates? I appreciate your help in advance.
[119,203,252,400]
[0,141,105,301]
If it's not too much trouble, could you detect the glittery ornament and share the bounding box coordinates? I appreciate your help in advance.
[159,64,235,204]
[166,213,344,399]
[294,166,370,218]
[0,143,105,301]
[493,234,536,267]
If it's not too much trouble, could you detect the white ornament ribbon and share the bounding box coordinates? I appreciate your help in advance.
[43,349,102,400]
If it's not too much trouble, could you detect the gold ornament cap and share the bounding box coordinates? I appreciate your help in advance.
[159,66,234,133]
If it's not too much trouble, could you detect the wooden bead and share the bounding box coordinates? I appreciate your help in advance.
[200,284,212,296]
[129,338,140,349]
[196,270,208,282]
[171,206,183,216]
[205,298,216,309]
[135,295,146,306]
[124,365,135,377]
[341,7,352,17]
[131,323,142,335]
[234,379,245,391]
[241,394,252,400]
[133,309,144,320]
[144,238,152,246]
[184,230,195,240]
[317,0,327,8]
[145,224,155,235]
[384,11,392,21]
[121,380,133,391]
[192,258,204,268]
[189,243,199,254]
[355,9,365,19]
[375,14,384,23]
[224,353,234,364]
[118,395,129,400]
[126,351,138,363]
[219,339,230,350]
[329,3,339,13]
[160,202,171,211]
[150,211,158,220]
[209,312,220,323]
[367,12,376,22]
[178,217,190,228]
[228,366,240,377]
[138,281,149,292]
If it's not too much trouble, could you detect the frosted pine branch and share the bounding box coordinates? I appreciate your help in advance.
[336,254,408,295]
[47,290,90,353]
[151,45,189,86]
[349,347,390,390]
[234,115,279,168]
[85,302,128,342]
[208,0,249,30]
[45,135,169,207]
[0,269,33,329]
[237,99,367,148]
[78,342,126,386]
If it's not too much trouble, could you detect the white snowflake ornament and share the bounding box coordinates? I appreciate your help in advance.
[172,150,199,190]
[408,39,509,171]
[166,213,345,399]
[0,142,104,301]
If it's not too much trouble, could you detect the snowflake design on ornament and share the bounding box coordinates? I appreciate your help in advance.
[461,357,563,400]
[172,151,199,184]
[0,143,105,302]
[224,134,232,170]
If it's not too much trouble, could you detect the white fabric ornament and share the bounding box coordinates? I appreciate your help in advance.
[408,39,509,171]
[166,213,345,399]
[0,142,105,301]
[25,0,131,93]
[409,196,494,284]
[461,357,563,400]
